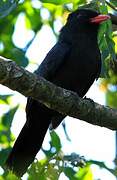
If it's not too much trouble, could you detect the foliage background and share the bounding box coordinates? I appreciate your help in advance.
[0,0,117,179]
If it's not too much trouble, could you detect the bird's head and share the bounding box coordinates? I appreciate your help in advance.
[62,9,110,36]
[68,9,110,24]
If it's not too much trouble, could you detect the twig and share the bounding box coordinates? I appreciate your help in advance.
[106,0,117,12]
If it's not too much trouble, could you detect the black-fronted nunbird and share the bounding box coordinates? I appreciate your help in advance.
[5,8,110,176]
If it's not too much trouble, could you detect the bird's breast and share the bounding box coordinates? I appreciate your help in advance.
[51,41,101,97]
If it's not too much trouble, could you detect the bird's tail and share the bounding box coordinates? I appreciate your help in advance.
[5,99,51,177]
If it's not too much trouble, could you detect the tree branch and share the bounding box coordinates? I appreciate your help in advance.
[0,56,117,130]
[106,1,117,12]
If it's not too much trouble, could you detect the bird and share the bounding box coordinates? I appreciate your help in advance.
[5,8,110,176]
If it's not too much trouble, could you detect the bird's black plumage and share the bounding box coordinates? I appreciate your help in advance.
[5,9,108,176]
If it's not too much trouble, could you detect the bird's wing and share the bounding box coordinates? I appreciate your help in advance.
[35,41,71,80]
[34,41,71,129]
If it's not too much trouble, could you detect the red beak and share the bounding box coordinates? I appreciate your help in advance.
[90,14,110,24]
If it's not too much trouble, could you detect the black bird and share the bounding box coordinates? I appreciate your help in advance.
[5,8,110,176]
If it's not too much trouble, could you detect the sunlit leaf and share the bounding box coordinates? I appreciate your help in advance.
[75,165,93,180]
[50,131,61,153]
[40,0,71,5]
[28,161,45,180]
[0,94,12,104]
[5,171,19,180]
[0,176,4,180]
[99,2,108,14]
[106,90,117,108]
[45,164,60,180]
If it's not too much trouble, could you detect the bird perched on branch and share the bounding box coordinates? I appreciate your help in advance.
[5,8,110,176]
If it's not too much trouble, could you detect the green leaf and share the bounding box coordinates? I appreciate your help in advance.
[0,0,19,19]
[98,2,116,78]
[0,94,12,104]
[98,19,116,78]
[44,164,60,180]
[99,2,108,14]
[79,2,98,11]
[64,167,77,180]
[98,29,110,77]
[98,23,107,45]
[43,131,61,158]
[40,0,71,5]
[50,131,61,153]
[25,6,42,32]
[28,160,60,180]
[2,105,18,128]
[106,90,117,108]
[75,165,93,180]
[10,48,29,67]
[5,172,20,180]
[0,106,18,144]
[42,148,54,158]
[100,52,109,78]
[28,161,46,180]
[110,0,117,6]
[0,148,11,166]
[105,21,116,61]
[0,176,4,180]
